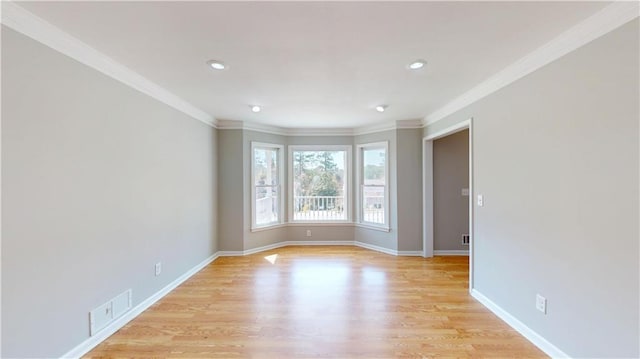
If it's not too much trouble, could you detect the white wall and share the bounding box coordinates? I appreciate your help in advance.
[425,19,639,357]
[1,27,218,358]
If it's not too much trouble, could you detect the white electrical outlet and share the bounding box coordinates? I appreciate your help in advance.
[536,294,547,314]
[306,230,312,237]
[477,194,484,207]
[155,262,162,276]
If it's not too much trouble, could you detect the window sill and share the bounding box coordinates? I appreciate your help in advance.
[287,221,353,227]
[251,223,287,232]
[354,223,391,232]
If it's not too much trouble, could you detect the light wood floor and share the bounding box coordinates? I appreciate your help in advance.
[85,246,546,358]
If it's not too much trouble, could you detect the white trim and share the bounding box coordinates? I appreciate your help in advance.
[353,122,397,136]
[215,119,245,130]
[286,128,355,137]
[354,223,391,232]
[433,250,469,256]
[355,141,390,229]
[288,145,353,223]
[422,140,434,258]
[353,119,421,135]
[217,119,421,137]
[242,242,290,255]
[249,223,288,233]
[425,120,471,141]
[424,1,640,126]
[239,241,359,256]
[250,142,285,231]
[283,240,354,246]
[1,2,214,127]
[285,222,354,227]
[468,118,475,292]
[353,241,398,256]
[217,250,245,257]
[397,250,424,256]
[394,119,424,129]
[471,289,570,358]
[221,241,417,257]
[60,253,218,359]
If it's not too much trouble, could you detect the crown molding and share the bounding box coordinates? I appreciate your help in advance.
[353,121,396,136]
[285,127,355,136]
[395,119,424,129]
[217,119,424,137]
[424,1,640,126]
[1,1,215,127]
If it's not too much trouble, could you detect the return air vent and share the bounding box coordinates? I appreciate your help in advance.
[90,289,132,335]
[462,234,470,245]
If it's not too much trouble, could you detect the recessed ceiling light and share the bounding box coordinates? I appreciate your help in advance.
[375,105,387,113]
[251,105,261,113]
[207,60,226,70]
[407,60,426,70]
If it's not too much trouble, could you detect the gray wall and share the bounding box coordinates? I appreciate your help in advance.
[433,129,469,251]
[395,129,423,252]
[1,27,218,358]
[425,19,639,358]
[217,129,244,251]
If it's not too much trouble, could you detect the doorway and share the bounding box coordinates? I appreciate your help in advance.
[422,118,473,291]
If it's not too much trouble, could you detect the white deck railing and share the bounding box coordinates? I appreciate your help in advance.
[293,195,345,220]
[258,195,385,223]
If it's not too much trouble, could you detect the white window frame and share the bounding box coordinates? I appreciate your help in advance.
[251,142,285,231]
[288,145,352,223]
[356,141,390,231]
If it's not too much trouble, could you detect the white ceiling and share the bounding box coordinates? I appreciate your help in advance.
[17,1,610,128]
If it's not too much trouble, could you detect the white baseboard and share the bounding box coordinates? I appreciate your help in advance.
[240,240,354,256]
[231,240,404,257]
[60,253,218,358]
[470,289,570,358]
[242,241,288,255]
[434,250,469,256]
[285,240,354,246]
[353,241,398,256]
[397,250,423,256]
[217,250,244,256]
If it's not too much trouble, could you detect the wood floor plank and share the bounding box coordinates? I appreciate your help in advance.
[84,246,546,358]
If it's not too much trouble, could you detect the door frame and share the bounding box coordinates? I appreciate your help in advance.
[422,118,474,291]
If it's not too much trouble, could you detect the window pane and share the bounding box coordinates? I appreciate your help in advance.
[362,147,385,225]
[363,148,385,185]
[292,150,346,221]
[362,185,384,224]
[256,186,278,225]
[254,148,278,186]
